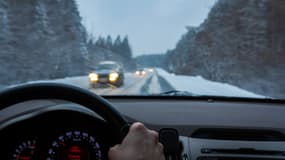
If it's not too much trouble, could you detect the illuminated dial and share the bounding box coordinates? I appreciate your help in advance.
[47,131,102,160]
[13,139,36,160]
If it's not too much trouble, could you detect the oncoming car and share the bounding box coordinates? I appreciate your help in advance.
[148,68,154,72]
[89,61,124,88]
[135,68,146,76]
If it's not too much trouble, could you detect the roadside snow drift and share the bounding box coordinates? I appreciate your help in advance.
[156,68,265,98]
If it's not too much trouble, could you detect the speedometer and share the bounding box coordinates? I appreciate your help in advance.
[13,139,37,160]
[47,130,102,160]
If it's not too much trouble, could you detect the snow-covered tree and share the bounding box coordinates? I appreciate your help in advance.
[121,36,132,59]
[106,35,113,49]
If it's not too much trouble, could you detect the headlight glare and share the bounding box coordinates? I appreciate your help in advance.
[109,72,119,82]
[89,73,98,82]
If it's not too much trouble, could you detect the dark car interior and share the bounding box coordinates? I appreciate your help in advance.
[1,83,285,160]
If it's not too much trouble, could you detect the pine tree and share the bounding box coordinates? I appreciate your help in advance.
[112,35,121,53]
[106,35,113,49]
[121,36,132,59]
[95,36,106,48]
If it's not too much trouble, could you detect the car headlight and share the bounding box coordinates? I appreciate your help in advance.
[89,73,98,82]
[135,71,140,75]
[109,72,119,82]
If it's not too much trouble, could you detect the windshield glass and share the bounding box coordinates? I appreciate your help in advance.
[97,64,117,70]
[0,0,284,99]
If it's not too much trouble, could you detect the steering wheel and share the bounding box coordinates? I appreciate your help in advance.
[0,83,129,141]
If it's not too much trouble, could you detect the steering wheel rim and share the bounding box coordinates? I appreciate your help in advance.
[0,83,129,141]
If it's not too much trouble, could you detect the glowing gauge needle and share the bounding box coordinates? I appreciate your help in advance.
[59,141,66,147]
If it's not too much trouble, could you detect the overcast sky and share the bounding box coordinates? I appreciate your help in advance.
[76,0,216,56]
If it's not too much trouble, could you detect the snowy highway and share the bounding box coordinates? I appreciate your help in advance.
[29,70,173,95]
[53,68,264,98]
[83,70,174,95]
[7,69,265,98]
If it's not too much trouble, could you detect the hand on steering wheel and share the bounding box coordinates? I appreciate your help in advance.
[109,122,165,160]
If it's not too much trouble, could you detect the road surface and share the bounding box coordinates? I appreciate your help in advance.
[89,71,174,95]
[39,70,174,95]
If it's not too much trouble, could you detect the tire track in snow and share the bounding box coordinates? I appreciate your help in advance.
[113,73,153,95]
[140,75,153,95]
[157,74,175,92]
[140,71,175,95]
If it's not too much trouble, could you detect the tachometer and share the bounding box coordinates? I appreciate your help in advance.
[13,139,36,160]
[47,131,102,160]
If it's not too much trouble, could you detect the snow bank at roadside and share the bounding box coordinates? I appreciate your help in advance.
[156,68,265,98]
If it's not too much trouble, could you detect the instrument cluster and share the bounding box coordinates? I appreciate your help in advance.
[13,130,102,160]
[1,110,115,160]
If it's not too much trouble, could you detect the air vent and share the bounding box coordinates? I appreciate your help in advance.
[191,128,285,141]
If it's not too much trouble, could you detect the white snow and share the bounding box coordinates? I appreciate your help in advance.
[148,73,162,94]
[156,68,265,98]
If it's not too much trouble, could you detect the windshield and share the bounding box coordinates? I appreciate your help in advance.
[96,64,117,70]
[0,0,284,99]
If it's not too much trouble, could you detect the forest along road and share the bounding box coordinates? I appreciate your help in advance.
[90,70,174,95]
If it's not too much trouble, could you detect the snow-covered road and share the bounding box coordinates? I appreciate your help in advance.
[90,71,173,95]
[6,68,265,98]
[91,73,153,95]
[16,71,167,95]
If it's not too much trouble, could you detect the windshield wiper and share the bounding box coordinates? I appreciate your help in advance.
[157,90,285,103]
[159,90,195,96]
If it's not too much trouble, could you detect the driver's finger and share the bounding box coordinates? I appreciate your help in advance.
[149,130,159,144]
[129,122,147,133]
[122,122,147,144]
[157,142,164,153]
[126,122,147,139]
[108,144,120,159]
[109,144,120,151]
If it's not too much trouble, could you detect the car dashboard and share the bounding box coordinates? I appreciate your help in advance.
[1,97,285,160]
[109,97,285,160]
